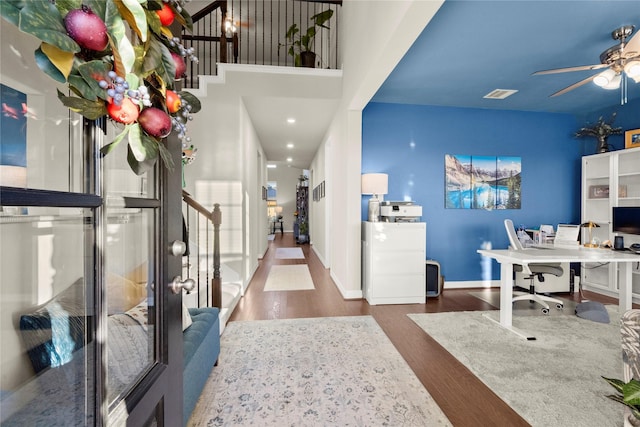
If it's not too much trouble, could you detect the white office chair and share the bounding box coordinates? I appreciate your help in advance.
[504,219,565,314]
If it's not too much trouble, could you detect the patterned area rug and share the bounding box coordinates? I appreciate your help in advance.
[263,265,314,291]
[275,247,305,259]
[408,307,623,427]
[189,316,452,426]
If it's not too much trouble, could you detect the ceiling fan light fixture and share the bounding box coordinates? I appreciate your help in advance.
[624,60,640,78]
[593,69,616,87]
[603,73,621,90]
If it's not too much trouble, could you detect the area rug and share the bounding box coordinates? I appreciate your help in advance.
[188,316,452,426]
[469,289,578,317]
[267,234,275,241]
[275,247,305,259]
[263,264,314,291]
[408,307,623,427]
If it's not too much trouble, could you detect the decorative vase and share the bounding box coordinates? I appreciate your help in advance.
[596,136,610,153]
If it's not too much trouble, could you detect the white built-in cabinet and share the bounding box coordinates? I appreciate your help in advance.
[581,147,640,299]
[361,221,426,305]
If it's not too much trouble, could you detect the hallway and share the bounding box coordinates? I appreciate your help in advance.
[229,233,616,425]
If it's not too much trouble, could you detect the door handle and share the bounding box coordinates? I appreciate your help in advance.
[170,240,187,257]
[168,276,196,294]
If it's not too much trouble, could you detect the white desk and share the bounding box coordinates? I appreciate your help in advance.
[477,247,640,339]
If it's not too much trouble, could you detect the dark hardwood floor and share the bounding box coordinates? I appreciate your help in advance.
[229,232,619,426]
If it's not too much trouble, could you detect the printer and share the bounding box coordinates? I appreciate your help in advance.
[380,201,422,222]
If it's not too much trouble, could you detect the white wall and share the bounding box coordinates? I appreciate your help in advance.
[184,72,268,290]
[314,0,444,298]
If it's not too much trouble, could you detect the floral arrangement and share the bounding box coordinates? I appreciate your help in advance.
[1,0,201,174]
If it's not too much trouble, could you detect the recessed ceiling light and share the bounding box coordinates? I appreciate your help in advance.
[286,157,293,162]
[287,118,296,124]
[267,164,276,168]
[287,143,294,149]
[483,89,518,99]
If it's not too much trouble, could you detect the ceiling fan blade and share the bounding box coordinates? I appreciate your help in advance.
[624,28,640,57]
[549,74,599,97]
[533,63,608,75]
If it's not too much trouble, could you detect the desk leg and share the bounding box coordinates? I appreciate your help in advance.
[619,262,633,312]
[483,261,536,340]
[499,262,514,328]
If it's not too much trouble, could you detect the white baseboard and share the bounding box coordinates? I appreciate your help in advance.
[330,270,363,300]
[444,280,500,289]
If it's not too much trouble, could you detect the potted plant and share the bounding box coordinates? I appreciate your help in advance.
[282,10,334,68]
[298,221,309,243]
[575,112,623,154]
[602,376,640,426]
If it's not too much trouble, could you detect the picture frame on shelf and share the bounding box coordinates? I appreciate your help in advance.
[589,185,609,199]
[625,129,640,149]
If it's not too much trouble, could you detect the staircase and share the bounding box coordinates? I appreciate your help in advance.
[182,0,341,88]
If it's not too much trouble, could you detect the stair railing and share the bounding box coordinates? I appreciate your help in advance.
[182,0,341,89]
[182,189,222,309]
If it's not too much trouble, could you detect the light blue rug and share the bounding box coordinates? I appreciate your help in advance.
[409,307,624,427]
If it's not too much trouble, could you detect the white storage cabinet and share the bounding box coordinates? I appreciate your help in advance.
[361,221,426,305]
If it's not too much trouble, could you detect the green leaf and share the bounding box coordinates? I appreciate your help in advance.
[143,36,175,86]
[127,129,159,175]
[54,0,82,17]
[105,2,135,74]
[68,74,97,101]
[35,46,67,83]
[100,124,131,156]
[146,0,164,11]
[179,91,201,114]
[120,0,147,42]
[84,0,106,21]
[57,89,107,120]
[157,139,175,172]
[603,377,626,394]
[19,2,80,53]
[175,5,193,32]
[128,124,159,162]
[127,145,156,175]
[78,60,111,101]
[145,8,162,37]
[624,380,640,406]
[128,123,145,161]
[0,0,26,26]
[125,73,140,92]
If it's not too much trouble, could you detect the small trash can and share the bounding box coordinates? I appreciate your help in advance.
[426,260,442,297]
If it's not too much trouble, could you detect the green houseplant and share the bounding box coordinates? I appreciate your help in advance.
[283,9,334,68]
[603,377,640,425]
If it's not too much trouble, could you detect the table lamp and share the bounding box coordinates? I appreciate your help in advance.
[275,206,283,220]
[581,221,600,247]
[361,173,388,222]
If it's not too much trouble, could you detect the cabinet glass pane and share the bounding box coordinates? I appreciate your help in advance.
[105,207,156,404]
[583,156,609,179]
[0,209,94,425]
[618,149,640,175]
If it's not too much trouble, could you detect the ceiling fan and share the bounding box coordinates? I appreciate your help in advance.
[533,25,640,98]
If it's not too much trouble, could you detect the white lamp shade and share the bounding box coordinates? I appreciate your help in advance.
[593,69,616,87]
[361,173,388,195]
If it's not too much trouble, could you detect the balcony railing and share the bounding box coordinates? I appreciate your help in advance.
[182,0,341,88]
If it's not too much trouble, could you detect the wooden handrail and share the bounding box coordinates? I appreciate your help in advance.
[182,190,213,222]
[191,0,227,22]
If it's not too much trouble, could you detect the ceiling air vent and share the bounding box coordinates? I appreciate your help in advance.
[483,89,518,100]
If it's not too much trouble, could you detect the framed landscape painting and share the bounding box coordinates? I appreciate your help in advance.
[0,83,27,187]
[445,154,521,209]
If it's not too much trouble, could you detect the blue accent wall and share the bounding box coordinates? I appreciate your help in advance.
[362,103,583,282]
